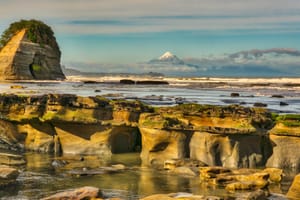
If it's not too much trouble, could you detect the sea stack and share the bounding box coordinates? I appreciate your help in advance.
[0,19,65,80]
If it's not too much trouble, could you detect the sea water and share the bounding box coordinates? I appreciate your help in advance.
[0,76,300,113]
[0,152,294,200]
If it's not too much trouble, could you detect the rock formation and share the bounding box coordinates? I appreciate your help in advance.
[0,94,300,172]
[0,20,65,80]
[287,173,300,199]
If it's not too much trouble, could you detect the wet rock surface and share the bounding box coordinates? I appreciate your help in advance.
[40,186,101,200]
[287,174,300,199]
[0,165,19,186]
[0,94,299,199]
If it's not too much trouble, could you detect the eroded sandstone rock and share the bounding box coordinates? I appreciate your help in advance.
[0,94,300,175]
[190,132,272,168]
[266,135,300,170]
[0,20,65,80]
[287,174,300,200]
[139,127,187,168]
[0,94,146,155]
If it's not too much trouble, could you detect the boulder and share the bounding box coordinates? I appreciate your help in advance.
[40,186,101,200]
[280,102,288,106]
[234,189,268,199]
[199,166,232,181]
[263,168,283,182]
[199,167,274,193]
[271,95,284,98]
[0,20,65,80]
[136,80,169,85]
[225,181,266,191]
[254,103,267,107]
[231,93,240,97]
[287,174,300,200]
[120,79,135,84]
[0,166,19,186]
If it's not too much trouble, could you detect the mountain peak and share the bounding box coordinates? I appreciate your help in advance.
[159,51,175,60]
[148,51,184,65]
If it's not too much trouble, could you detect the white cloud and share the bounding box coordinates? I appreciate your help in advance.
[183,48,300,69]
[1,0,300,34]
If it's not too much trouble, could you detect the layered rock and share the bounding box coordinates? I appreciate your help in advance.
[139,105,273,168]
[0,20,65,80]
[0,94,300,173]
[266,115,300,170]
[0,94,149,155]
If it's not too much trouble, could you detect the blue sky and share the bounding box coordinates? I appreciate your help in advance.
[1,0,300,75]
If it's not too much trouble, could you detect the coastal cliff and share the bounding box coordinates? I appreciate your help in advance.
[0,94,299,172]
[0,20,65,80]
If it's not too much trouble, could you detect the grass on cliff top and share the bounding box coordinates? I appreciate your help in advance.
[272,113,300,127]
[0,19,59,51]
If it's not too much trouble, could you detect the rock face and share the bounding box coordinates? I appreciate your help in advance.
[0,94,149,156]
[0,20,65,80]
[266,115,300,170]
[0,94,300,173]
[139,105,273,168]
[287,173,300,199]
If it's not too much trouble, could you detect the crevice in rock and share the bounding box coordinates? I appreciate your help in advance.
[150,142,169,152]
[110,127,141,154]
[29,63,36,79]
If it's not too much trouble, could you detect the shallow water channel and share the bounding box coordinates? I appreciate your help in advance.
[0,152,295,200]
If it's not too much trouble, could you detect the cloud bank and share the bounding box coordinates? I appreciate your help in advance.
[66,48,300,77]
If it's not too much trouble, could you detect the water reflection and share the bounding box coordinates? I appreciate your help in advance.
[0,152,294,200]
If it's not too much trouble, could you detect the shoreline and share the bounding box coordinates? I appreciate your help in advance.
[0,93,299,199]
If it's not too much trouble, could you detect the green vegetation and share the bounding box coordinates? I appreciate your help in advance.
[32,64,41,72]
[0,19,59,51]
[273,114,300,127]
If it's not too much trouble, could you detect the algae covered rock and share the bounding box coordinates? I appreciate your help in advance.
[139,104,273,168]
[0,19,65,80]
[269,114,300,137]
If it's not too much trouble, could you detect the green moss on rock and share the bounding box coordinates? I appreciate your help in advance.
[0,19,60,53]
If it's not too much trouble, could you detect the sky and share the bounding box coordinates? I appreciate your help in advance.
[1,0,300,76]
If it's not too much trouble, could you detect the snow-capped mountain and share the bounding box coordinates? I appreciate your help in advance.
[149,51,185,65]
